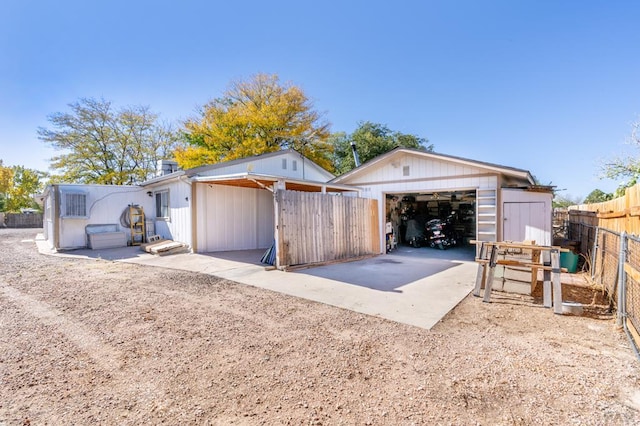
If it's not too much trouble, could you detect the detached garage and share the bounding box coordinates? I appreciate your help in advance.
[331,148,553,255]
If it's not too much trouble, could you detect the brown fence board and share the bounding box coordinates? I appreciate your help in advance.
[567,183,640,355]
[275,190,379,268]
[3,213,43,228]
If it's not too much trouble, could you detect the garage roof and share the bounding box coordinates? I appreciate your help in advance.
[331,147,536,184]
[191,172,359,193]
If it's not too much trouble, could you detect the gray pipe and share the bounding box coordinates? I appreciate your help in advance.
[350,141,361,167]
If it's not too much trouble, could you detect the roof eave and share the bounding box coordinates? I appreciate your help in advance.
[332,147,535,183]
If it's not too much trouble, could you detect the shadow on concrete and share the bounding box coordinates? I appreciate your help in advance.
[51,246,152,261]
[199,249,266,266]
[294,245,475,292]
[47,243,475,294]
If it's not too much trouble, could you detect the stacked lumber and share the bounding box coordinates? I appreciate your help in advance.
[140,236,189,256]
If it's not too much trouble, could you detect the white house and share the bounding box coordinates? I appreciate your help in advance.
[42,184,155,250]
[42,150,356,253]
[141,150,355,253]
[42,148,552,267]
[331,148,554,254]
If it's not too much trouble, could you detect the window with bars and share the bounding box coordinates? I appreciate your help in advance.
[61,191,87,218]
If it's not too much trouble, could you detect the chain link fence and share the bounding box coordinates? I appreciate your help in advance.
[567,218,640,357]
[625,235,640,342]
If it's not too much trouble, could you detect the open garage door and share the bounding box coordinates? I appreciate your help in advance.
[385,190,476,260]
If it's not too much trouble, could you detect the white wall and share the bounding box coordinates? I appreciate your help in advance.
[195,184,274,252]
[501,189,553,245]
[148,178,192,247]
[340,154,501,253]
[52,184,153,250]
[342,153,492,186]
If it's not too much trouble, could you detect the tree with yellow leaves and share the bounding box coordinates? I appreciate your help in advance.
[177,74,333,171]
[0,160,46,212]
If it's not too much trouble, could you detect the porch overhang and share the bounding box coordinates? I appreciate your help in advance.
[191,172,360,194]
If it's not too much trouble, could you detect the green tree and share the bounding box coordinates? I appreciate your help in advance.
[553,194,583,209]
[330,121,433,175]
[38,98,181,185]
[583,189,614,204]
[4,166,45,212]
[177,73,333,171]
[0,160,14,211]
[0,161,46,212]
[601,118,640,194]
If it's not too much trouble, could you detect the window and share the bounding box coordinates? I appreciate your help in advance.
[155,190,169,219]
[292,160,297,171]
[61,191,87,218]
[403,166,410,176]
[282,159,287,169]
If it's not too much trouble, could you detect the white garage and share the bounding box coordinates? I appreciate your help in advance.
[331,148,553,255]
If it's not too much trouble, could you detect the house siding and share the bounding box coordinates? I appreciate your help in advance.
[501,189,553,245]
[150,179,192,247]
[336,153,506,253]
[196,152,332,182]
[46,184,153,250]
[195,184,274,252]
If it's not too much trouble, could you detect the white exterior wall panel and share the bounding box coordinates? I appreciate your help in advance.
[152,179,192,247]
[197,184,274,252]
[347,159,487,186]
[338,155,501,253]
[501,189,553,245]
[53,185,153,250]
[197,152,332,182]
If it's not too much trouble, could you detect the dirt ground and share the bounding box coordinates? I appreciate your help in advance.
[1,228,639,425]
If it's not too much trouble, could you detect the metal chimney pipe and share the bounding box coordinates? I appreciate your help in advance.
[350,141,361,167]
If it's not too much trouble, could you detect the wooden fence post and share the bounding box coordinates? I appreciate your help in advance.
[551,248,563,314]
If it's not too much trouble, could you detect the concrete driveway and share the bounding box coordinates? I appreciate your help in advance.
[37,236,477,330]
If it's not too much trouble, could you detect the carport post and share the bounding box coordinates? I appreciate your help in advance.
[273,180,286,270]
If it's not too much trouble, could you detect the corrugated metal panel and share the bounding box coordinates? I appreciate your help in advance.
[199,185,274,252]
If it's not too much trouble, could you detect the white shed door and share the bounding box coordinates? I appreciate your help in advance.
[503,202,547,244]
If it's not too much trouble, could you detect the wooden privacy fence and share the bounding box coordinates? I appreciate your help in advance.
[566,182,640,359]
[3,212,43,228]
[275,190,379,269]
[569,183,640,234]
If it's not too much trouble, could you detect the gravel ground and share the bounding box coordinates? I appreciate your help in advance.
[1,227,639,425]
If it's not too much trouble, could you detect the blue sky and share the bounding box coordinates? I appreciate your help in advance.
[1,0,639,200]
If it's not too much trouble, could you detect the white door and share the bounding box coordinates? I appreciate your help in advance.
[503,202,548,244]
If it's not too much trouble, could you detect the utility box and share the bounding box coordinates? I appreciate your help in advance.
[86,224,127,250]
